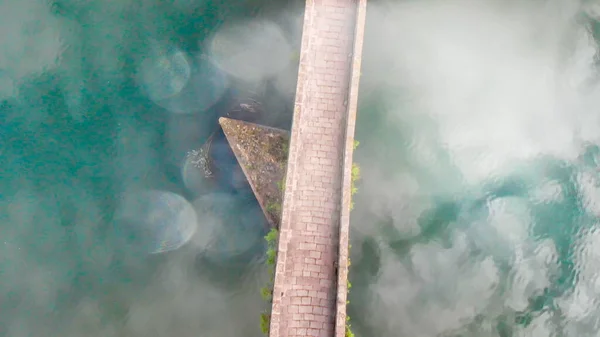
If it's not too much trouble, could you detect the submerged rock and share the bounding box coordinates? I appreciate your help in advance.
[182,132,216,196]
[225,96,263,123]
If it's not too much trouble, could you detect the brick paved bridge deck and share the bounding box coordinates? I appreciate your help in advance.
[269,0,367,337]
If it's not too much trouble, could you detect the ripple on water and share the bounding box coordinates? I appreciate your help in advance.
[554,226,600,335]
[360,162,600,336]
[371,238,501,337]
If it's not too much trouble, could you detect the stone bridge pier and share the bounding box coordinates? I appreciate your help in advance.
[268,0,367,336]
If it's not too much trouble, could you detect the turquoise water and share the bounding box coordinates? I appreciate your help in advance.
[348,1,600,336]
[0,0,300,336]
[5,0,600,337]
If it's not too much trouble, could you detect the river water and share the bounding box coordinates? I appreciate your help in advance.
[0,0,301,336]
[350,1,600,336]
[3,0,600,336]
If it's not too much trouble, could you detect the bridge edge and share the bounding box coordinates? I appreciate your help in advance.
[268,0,317,336]
[334,0,367,337]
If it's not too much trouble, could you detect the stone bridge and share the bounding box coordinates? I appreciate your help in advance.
[268,0,367,336]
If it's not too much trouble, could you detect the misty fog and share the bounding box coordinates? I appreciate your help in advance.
[3,0,600,336]
[351,0,600,336]
[0,0,301,336]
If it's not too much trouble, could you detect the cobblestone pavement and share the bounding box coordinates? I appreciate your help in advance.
[269,0,363,336]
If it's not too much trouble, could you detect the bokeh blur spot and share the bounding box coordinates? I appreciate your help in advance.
[136,42,192,102]
[115,190,198,254]
[208,19,292,82]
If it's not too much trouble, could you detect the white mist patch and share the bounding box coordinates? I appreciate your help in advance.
[164,114,207,169]
[0,183,92,336]
[515,311,557,337]
[115,190,198,254]
[272,11,304,98]
[505,239,556,312]
[486,197,531,248]
[365,0,599,184]
[555,226,600,336]
[136,42,192,102]
[577,169,600,217]
[356,0,600,336]
[373,235,500,336]
[149,54,230,114]
[358,170,427,240]
[531,179,564,204]
[0,71,16,101]
[124,288,230,337]
[191,193,264,261]
[113,120,161,187]
[208,19,292,82]
[0,0,65,83]
[189,194,228,251]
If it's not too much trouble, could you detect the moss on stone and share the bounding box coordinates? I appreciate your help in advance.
[219,117,290,228]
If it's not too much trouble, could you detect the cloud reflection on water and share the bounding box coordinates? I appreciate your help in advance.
[351,0,600,336]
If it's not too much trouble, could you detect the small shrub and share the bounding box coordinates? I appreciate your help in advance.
[345,319,355,337]
[277,179,286,193]
[260,312,271,334]
[346,229,356,337]
[265,228,278,245]
[260,227,279,335]
[350,140,361,210]
[266,247,277,266]
[266,202,282,214]
[351,163,360,195]
[260,286,272,301]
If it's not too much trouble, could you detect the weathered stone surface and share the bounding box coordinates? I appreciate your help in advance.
[219,117,289,228]
[269,0,366,337]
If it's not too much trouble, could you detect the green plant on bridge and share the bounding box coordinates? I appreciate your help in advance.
[346,139,360,337]
[345,251,355,337]
[258,139,360,336]
[260,312,271,335]
[277,178,286,193]
[260,227,279,335]
[266,201,282,215]
[350,140,361,210]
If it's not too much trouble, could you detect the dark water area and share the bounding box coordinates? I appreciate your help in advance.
[0,0,302,336]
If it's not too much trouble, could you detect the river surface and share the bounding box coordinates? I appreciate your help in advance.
[350,1,600,336]
[0,0,301,336]
[3,0,600,336]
